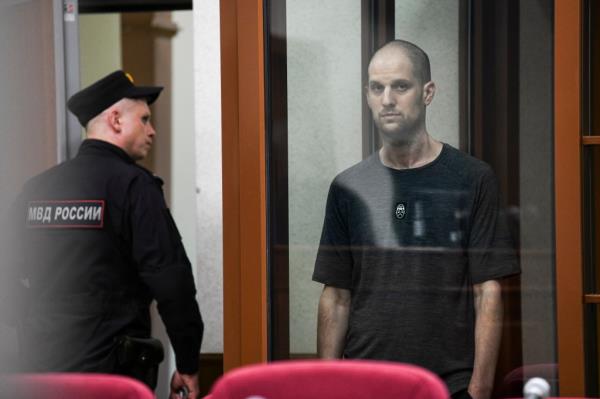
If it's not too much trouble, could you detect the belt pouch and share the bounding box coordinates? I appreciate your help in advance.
[115,335,164,390]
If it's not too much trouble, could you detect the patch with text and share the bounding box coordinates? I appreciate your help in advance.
[26,200,105,228]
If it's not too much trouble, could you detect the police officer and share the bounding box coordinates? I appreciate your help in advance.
[7,71,203,399]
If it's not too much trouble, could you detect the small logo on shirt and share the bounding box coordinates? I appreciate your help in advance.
[26,200,105,229]
[395,202,407,220]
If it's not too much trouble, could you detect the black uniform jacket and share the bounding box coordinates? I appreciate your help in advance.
[8,139,203,374]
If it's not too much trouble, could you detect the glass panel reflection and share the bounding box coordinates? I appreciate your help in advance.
[272,1,556,397]
[587,0,600,136]
[583,145,600,395]
[287,0,362,357]
[583,1,600,395]
[395,0,461,147]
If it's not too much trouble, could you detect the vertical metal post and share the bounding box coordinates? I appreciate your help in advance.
[54,0,81,162]
[361,0,394,159]
[53,0,67,162]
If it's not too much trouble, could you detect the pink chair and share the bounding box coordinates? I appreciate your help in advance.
[206,360,449,399]
[0,373,154,399]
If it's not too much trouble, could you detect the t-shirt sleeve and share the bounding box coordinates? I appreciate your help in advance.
[128,175,204,374]
[312,180,354,289]
[468,169,520,284]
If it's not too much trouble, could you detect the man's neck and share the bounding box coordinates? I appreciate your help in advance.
[87,131,122,152]
[378,132,443,170]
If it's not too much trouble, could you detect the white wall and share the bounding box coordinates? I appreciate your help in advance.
[79,14,121,87]
[171,10,199,342]
[192,0,223,354]
[287,0,363,354]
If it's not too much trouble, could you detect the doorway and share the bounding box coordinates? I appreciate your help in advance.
[78,2,221,396]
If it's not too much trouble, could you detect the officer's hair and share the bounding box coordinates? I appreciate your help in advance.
[370,40,431,84]
[86,112,103,132]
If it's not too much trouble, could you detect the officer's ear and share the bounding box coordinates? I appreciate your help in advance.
[107,109,122,133]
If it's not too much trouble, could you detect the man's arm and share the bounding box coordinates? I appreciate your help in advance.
[317,285,351,359]
[468,279,503,399]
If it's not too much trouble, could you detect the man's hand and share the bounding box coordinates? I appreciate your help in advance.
[170,370,200,399]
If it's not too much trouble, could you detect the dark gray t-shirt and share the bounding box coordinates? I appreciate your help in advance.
[312,143,519,393]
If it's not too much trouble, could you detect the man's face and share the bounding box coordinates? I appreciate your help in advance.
[119,100,155,161]
[366,49,434,143]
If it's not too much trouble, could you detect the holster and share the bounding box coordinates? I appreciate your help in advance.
[114,336,164,390]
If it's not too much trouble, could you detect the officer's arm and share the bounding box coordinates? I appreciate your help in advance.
[128,177,204,375]
[469,279,503,399]
[317,285,351,358]
[141,261,203,374]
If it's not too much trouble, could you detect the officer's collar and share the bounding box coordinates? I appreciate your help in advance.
[77,139,136,164]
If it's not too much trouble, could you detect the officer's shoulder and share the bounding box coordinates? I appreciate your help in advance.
[22,161,69,192]
[92,156,152,184]
[131,163,164,187]
[86,156,162,189]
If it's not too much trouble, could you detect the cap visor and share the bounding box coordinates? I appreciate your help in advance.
[125,86,163,104]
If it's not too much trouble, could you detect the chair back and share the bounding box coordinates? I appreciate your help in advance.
[0,373,154,399]
[207,360,449,399]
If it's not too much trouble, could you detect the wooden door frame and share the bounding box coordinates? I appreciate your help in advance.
[220,0,268,371]
[555,0,585,395]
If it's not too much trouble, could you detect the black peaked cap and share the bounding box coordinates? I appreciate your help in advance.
[67,70,163,127]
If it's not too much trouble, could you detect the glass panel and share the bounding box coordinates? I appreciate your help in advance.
[586,0,600,135]
[583,143,600,396]
[0,0,59,194]
[267,1,556,397]
[0,0,59,372]
[284,0,466,361]
[395,0,461,148]
[285,0,363,358]
[513,0,557,394]
[583,1,600,395]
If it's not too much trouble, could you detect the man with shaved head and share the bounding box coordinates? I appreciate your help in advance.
[6,71,203,399]
[313,40,519,399]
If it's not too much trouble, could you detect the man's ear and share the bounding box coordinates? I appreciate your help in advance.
[107,109,122,133]
[365,85,374,109]
[423,81,436,105]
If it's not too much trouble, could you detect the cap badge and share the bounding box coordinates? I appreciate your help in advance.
[125,72,135,83]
